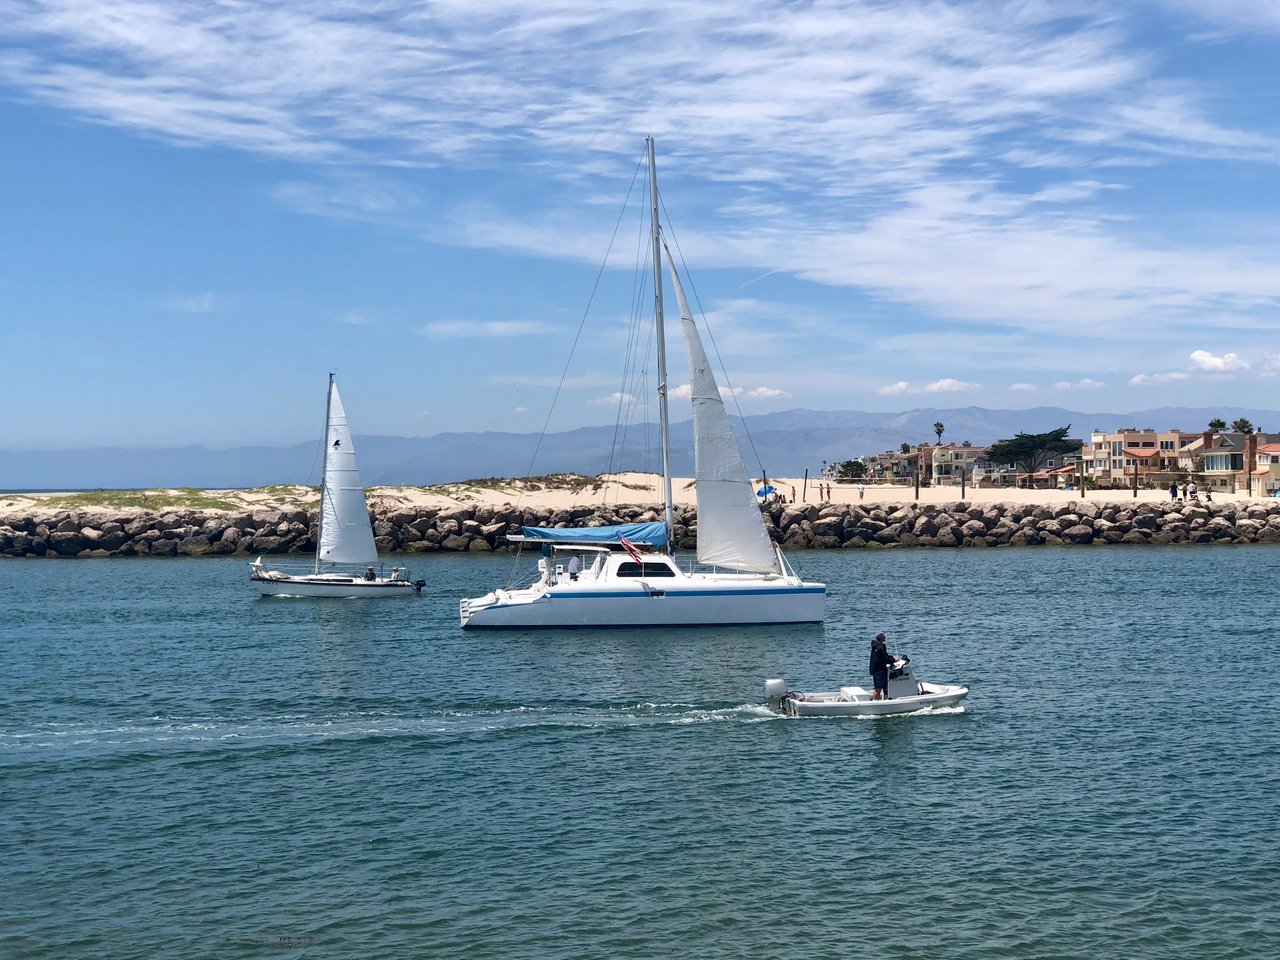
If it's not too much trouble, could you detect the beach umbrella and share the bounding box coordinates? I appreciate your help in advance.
[756,485,776,496]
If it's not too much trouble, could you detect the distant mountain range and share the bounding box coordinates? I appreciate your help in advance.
[4,405,1278,490]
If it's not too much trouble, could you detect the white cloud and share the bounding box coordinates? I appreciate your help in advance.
[1130,371,1192,385]
[588,392,635,407]
[513,405,528,413]
[669,382,765,400]
[1262,354,1280,379]
[1054,378,1105,390]
[1188,349,1249,373]
[1010,383,1037,392]
[163,292,215,313]
[337,311,376,326]
[877,381,912,396]
[9,0,1280,387]
[421,320,550,339]
[747,386,789,399]
[922,378,980,394]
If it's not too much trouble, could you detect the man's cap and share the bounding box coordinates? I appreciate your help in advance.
[875,632,886,641]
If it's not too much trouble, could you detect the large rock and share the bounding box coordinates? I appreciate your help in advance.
[49,531,84,556]
[1062,524,1094,544]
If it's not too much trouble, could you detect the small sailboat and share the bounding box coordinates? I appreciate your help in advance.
[764,658,968,718]
[459,139,825,628]
[250,374,421,598]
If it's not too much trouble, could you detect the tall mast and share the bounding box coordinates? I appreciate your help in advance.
[647,136,675,548]
[315,372,334,574]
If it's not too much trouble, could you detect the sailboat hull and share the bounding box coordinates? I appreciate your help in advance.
[461,577,825,628]
[252,573,417,599]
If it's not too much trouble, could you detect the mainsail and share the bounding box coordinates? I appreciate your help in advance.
[665,249,780,574]
[317,379,378,566]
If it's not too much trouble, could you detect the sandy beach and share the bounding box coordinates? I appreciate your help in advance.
[0,471,1259,521]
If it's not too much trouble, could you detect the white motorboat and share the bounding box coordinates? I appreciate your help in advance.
[764,658,968,717]
[460,139,825,629]
[250,374,422,598]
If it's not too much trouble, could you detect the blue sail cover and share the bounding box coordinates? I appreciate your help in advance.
[520,522,668,547]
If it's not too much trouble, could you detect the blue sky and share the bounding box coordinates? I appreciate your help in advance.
[2,0,1279,450]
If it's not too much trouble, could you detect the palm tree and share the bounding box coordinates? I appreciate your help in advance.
[934,421,945,444]
[1208,418,1226,431]
[1231,417,1255,435]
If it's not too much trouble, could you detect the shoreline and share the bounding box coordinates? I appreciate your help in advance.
[3,474,1279,557]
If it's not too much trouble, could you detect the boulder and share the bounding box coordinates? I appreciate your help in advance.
[1062,524,1094,544]
[49,531,84,556]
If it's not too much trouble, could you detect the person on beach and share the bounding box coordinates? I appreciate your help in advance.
[858,483,866,501]
[1170,480,1179,502]
[869,632,898,701]
[1188,481,1198,501]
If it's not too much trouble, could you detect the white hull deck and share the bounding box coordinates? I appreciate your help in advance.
[461,571,824,628]
[252,574,418,599]
[250,557,420,598]
[774,683,968,717]
[765,660,967,717]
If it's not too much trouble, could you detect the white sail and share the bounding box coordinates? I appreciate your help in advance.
[317,379,378,566]
[666,251,780,574]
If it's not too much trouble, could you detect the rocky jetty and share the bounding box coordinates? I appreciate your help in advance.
[3,498,1280,558]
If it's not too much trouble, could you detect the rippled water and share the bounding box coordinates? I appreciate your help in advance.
[4,547,1280,959]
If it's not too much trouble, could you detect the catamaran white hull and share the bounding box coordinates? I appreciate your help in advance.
[252,574,418,599]
[774,683,968,717]
[461,580,825,628]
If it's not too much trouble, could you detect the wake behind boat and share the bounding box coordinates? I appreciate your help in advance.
[250,374,422,599]
[459,139,824,629]
[764,658,968,717]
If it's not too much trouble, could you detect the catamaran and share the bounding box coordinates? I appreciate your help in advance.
[459,139,825,628]
[250,374,421,598]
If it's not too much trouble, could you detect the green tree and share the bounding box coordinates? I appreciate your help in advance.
[1208,418,1226,431]
[1231,417,1254,435]
[900,442,910,454]
[934,421,945,443]
[835,459,866,479]
[987,425,1082,476]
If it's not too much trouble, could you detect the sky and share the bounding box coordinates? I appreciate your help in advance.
[2,0,1280,450]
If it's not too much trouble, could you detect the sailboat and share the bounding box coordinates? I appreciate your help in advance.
[459,139,825,628]
[250,374,421,598]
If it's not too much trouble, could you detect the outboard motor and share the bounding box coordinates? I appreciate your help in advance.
[764,678,791,713]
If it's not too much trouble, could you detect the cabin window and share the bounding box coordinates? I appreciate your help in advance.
[616,561,677,578]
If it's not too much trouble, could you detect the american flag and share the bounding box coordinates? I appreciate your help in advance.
[618,535,644,564]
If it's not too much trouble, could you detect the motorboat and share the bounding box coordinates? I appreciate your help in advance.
[250,374,422,598]
[764,658,968,717]
[459,138,825,628]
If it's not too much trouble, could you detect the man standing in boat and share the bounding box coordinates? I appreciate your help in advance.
[870,632,899,700]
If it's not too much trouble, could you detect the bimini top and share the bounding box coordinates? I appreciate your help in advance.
[513,522,668,548]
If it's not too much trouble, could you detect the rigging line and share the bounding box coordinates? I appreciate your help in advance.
[659,201,769,477]
[603,195,653,486]
[519,151,647,494]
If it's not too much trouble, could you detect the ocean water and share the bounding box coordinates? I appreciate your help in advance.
[3,546,1279,959]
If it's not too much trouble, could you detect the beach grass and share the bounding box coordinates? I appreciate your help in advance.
[43,489,245,511]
